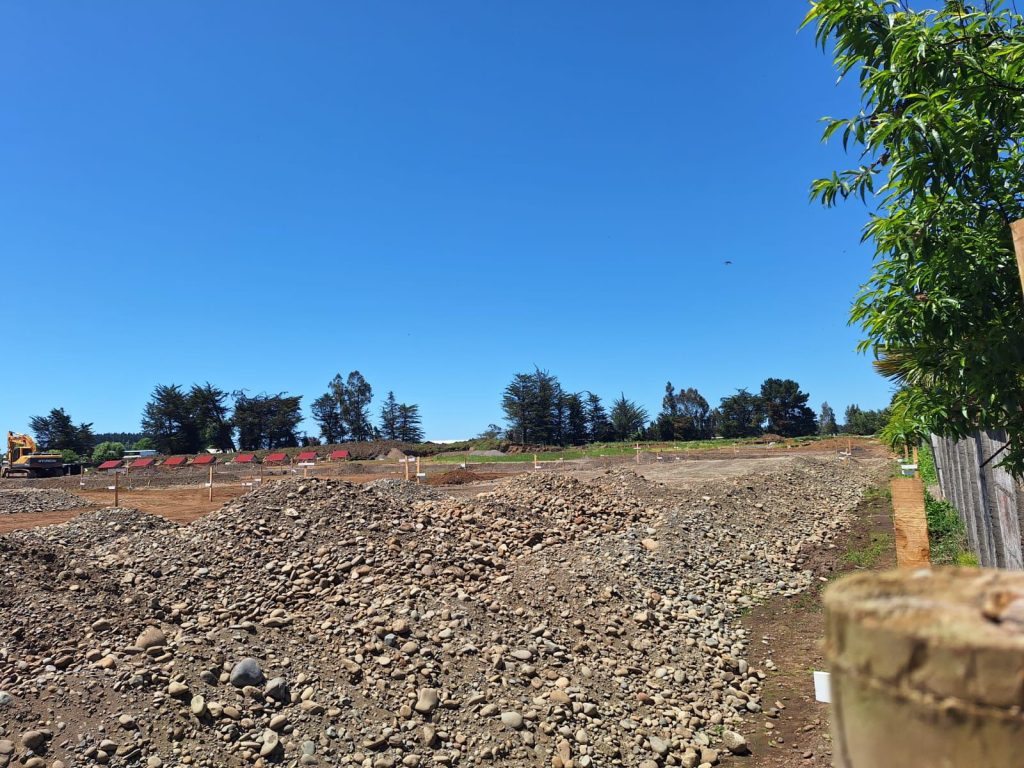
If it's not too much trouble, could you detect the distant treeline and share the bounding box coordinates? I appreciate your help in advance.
[497,368,889,445]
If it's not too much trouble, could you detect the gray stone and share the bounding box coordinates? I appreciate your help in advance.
[20,730,46,750]
[135,626,166,649]
[721,730,748,755]
[265,676,290,703]
[649,735,670,756]
[414,688,439,714]
[500,711,524,730]
[229,657,265,688]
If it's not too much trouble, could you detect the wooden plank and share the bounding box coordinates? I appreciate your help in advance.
[1012,219,1024,303]
[891,476,931,568]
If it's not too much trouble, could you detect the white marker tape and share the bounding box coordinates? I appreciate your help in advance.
[813,671,832,703]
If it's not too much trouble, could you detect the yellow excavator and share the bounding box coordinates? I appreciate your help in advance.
[2,432,64,478]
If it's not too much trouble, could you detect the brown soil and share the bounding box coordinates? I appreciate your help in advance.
[426,468,504,485]
[736,474,895,767]
[0,485,247,533]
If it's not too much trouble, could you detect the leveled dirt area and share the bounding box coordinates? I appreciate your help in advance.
[0,454,887,768]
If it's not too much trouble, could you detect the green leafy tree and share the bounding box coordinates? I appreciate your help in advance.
[132,437,156,451]
[842,404,889,435]
[311,382,347,445]
[760,378,817,437]
[29,408,94,455]
[91,441,125,463]
[609,394,648,441]
[819,402,839,436]
[336,371,374,442]
[717,389,765,438]
[807,0,1024,472]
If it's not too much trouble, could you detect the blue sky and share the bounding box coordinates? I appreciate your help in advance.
[1,2,893,441]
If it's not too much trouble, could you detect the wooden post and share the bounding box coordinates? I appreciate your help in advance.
[913,444,919,466]
[208,465,214,502]
[890,476,930,567]
[1012,219,1024,302]
[114,471,119,507]
[635,443,641,465]
[533,453,538,469]
[416,456,421,483]
[404,456,410,481]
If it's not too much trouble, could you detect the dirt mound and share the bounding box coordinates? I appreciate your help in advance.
[0,460,884,768]
[0,488,93,515]
[426,468,484,485]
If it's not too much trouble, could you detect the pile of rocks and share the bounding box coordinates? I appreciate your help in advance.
[0,457,882,768]
[0,488,92,515]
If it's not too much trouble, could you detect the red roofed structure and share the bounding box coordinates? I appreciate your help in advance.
[163,456,188,467]
[129,458,156,469]
[264,452,288,465]
[330,449,351,461]
[192,454,216,466]
[234,453,257,464]
[97,460,123,470]
[297,450,318,462]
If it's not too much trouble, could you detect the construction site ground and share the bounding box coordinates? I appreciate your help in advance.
[0,440,892,768]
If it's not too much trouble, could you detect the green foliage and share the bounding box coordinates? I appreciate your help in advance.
[379,392,400,440]
[760,378,818,437]
[807,0,1024,473]
[29,408,94,454]
[879,389,930,453]
[842,404,890,435]
[141,383,234,454]
[845,532,892,568]
[926,492,973,566]
[716,389,765,438]
[609,394,648,441]
[396,403,424,443]
[58,449,82,464]
[311,388,346,444]
[337,371,374,442]
[91,441,125,463]
[132,437,156,451]
[917,439,938,484]
[232,392,303,450]
[658,383,714,441]
[819,402,838,436]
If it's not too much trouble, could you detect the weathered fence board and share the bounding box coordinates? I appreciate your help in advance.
[930,430,1023,569]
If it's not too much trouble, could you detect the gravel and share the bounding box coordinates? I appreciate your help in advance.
[0,456,882,767]
[0,488,92,515]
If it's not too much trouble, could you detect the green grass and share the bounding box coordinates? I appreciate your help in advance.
[863,484,891,503]
[845,532,893,568]
[925,492,975,566]
[917,440,938,484]
[428,435,856,464]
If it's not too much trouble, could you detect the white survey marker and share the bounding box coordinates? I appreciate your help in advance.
[813,671,832,703]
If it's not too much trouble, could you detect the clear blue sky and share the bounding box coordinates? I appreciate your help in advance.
[1,2,893,441]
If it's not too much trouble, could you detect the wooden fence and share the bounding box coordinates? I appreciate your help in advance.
[930,430,1024,569]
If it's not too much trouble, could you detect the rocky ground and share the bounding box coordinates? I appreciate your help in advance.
[0,456,883,768]
[0,489,93,515]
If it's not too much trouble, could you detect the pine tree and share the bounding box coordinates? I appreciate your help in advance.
[819,402,838,436]
[379,391,400,440]
[396,404,423,442]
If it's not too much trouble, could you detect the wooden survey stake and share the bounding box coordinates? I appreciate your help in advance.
[1012,219,1024,302]
[114,471,119,507]
[890,476,930,568]
[208,465,214,502]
